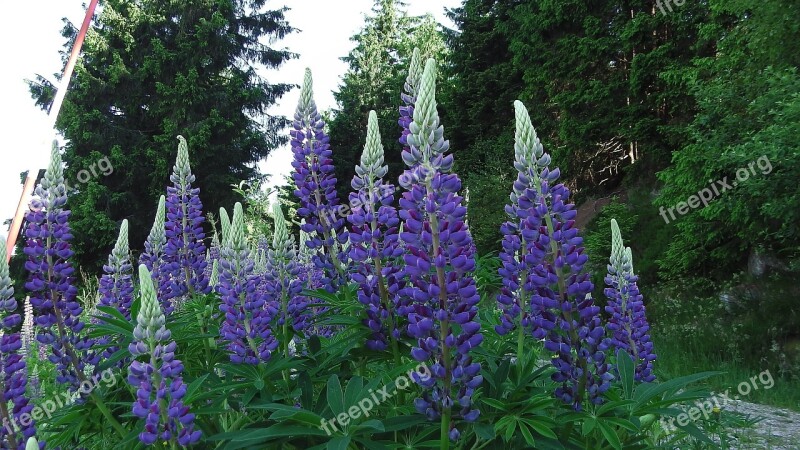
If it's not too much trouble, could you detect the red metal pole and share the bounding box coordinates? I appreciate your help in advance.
[5,0,99,262]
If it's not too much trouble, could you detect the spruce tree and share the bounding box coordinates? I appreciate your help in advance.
[29,0,294,270]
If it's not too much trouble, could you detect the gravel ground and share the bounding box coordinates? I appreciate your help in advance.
[721,400,800,449]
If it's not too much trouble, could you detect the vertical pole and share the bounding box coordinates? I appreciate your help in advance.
[5,0,99,262]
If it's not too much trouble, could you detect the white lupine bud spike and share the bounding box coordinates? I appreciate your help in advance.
[45,141,65,188]
[174,135,193,183]
[209,259,219,287]
[137,265,165,337]
[513,101,546,174]
[0,236,13,301]
[230,203,247,252]
[610,219,625,271]
[357,110,387,180]
[25,437,39,450]
[406,48,423,96]
[219,207,231,247]
[272,203,289,249]
[146,196,166,253]
[410,59,441,162]
[297,68,318,122]
[113,220,130,260]
[624,247,634,275]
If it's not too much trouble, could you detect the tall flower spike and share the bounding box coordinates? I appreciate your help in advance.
[399,48,424,163]
[163,136,210,307]
[604,219,656,382]
[91,220,134,369]
[128,265,201,446]
[266,203,308,353]
[348,111,404,353]
[290,68,348,292]
[0,236,37,447]
[24,142,93,392]
[398,59,482,441]
[498,101,611,410]
[140,196,174,314]
[218,203,278,364]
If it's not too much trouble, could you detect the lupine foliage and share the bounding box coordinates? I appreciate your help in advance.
[17,55,722,450]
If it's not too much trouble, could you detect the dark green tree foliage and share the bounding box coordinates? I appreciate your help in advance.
[29,0,294,270]
[442,0,711,254]
[656,0,800,278]
[329,0,447,199]
[441,0,525,253]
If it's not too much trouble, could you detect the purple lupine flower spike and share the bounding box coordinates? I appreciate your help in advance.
[90,220,134,369]
[128,265,201,446]
[217,203,279,364]
[140,196,175,314]
[348,111,404,352]
[290,69,348,292]
[604,220,656,382]
[163,136,210,307]
[24,142,92,392]
[399,59,482,441]
[266,203,308,353]
[505,101,612,410]
[0,236,38,447]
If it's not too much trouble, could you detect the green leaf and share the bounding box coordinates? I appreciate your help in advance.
[597,422,622,450]
[328,374,344,414]
[617,350,635,399]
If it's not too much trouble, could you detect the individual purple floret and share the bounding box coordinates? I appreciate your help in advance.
[290,69,348,292]
[604,220,656,382]
[501,101,612,410]
[162,136,210,306]
[24,142,93,392]
[128,265,201,446]
[0,236,38,448]
[348,110,404,353]
[217,203,279,364]
[90,220,134,368]
[398,58,482,441]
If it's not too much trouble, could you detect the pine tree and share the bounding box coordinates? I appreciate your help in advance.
[329,0,447,199]
[28,0,294,270]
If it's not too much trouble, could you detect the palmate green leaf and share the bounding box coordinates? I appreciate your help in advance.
[597,422,622,450]
[380,414,428,432]
[521,417,558,440]
[328,374,345,415]
[327,436,351,450]
[617,349,635,399]
[633,371,721,408]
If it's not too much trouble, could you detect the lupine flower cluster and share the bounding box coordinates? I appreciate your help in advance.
[290,68,349,292]
[604,219,656,382]
[497,101,612,410]
[347,111,404,351]
[162,136,210,304]
[90,220,134,368]
[24,142,92,392]
[217,203,279,364]
[0,237,37,448]
[266,203,309,345]
[140,196,175,314]
[397,59,482,441]
[128,265,201,446]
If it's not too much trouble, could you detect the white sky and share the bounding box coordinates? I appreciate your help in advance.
[0,0,458,240]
